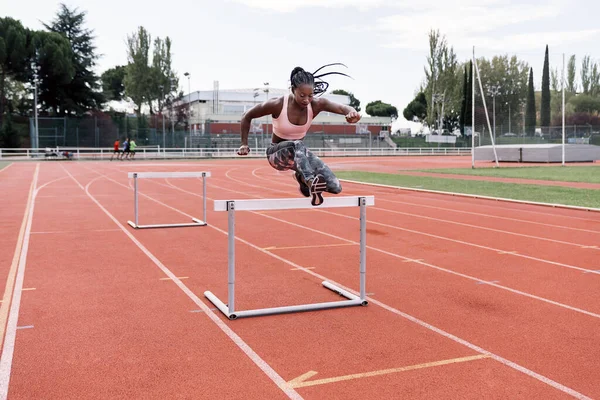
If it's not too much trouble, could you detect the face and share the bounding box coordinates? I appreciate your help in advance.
[293,83,314,108]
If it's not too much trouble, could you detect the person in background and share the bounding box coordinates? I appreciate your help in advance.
[111,139,121,161]
[128,139,137,160]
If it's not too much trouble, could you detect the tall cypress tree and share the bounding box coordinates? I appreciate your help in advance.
[459,61,474,135]
[459,65,467,134]
[525,67,537,136]
[465,60,473,132]
[540,45,551,132]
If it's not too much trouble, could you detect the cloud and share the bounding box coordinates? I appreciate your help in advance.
[226,0,394,13]
[346,0,583,52]
[470,29,600,52]
[380,29,600,53]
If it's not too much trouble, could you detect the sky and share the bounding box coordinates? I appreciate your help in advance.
[4,0,600,122]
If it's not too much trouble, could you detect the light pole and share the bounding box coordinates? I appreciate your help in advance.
[184,72,191,137]
[170,77,176,146]
[507,102,511,133]
[263,82,270,146]
[159,84,165,151]
[432,93,444,133]
[31,61,40,149]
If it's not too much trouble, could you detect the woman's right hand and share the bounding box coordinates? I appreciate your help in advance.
[237,145,250,156]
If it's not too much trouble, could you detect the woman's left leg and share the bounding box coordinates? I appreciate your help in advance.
[266,140,341,205]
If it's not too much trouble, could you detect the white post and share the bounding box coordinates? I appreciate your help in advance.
[359,197,367,300]
[471,46,475,169]
[34,81,39,150]
[203,173,207,223]
[493,94,496,141]
[562,53,566,166]
[474,60,500,167]
[133,174,139,227]
[227,201,235,314]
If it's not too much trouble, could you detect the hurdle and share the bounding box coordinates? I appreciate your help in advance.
[126,171,210,229]
[204,195,374,320]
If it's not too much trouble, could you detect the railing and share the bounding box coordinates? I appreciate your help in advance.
[0,146,473,160]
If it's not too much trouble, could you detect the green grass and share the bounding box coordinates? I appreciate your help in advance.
[0,162,11,171]
[335,171,600,209]
[417,166,600,184]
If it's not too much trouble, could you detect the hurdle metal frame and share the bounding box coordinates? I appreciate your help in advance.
[204,195,374,320]
[126,171,210,229]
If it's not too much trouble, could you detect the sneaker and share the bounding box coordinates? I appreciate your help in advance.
[293,171,310,197]
[308,174,327,206]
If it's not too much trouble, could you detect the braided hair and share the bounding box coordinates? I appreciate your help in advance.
[290,63,352,96]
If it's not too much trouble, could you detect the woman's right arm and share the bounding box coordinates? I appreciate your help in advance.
[239,98,280,154]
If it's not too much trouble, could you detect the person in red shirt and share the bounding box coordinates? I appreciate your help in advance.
[110,140,121,161]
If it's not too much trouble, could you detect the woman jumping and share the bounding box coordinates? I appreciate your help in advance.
[237,63,361,206]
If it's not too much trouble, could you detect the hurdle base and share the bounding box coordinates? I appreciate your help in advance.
[204,281,368,320]
[127,218,206,229]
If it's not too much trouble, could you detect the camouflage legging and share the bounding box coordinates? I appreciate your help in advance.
[266,140,342,194]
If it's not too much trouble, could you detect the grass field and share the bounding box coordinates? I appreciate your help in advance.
[0,162,11,171]
[417,166,600,183]
[336,171,600,209]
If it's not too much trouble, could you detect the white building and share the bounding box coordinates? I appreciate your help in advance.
[177,85,392,135]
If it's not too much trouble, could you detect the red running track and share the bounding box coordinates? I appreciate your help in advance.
[0,157,598,400]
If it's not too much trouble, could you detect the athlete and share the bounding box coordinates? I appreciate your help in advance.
[237,64,361,206]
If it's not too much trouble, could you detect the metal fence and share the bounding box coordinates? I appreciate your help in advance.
[0,146,473,161]
[19,116,600,150]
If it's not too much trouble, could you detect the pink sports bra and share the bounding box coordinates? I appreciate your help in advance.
[272,94,313,140]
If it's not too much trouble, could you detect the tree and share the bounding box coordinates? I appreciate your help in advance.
[332,89,361,112]
[422,30,460,128]
[568,95,600,115]
[43,3,103,115]
[459,61,473,134]
[150,36,177,114]
[124,26,151,114]
[591,62,600,97]
[32,30,75,115]
[4,77,31,117]
[365,100,398,119]
[475,55,529,134]
[124,26,178,115]
[581,55,591,94]
[540,45,551,131]
[101,65,126,102]
[567,55,577,93]
[465,60,473,132]
[549,67,563,120]
[0,18,32,123]
[550,68,559,92]
[403,92,427,121]
[0,106,20,147]
[525,67,536,135]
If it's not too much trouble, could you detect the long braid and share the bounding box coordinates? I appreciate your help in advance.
[290,63,352,96]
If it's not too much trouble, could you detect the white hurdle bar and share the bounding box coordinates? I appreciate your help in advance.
[127,171,211,229]
[204,195,374,320]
